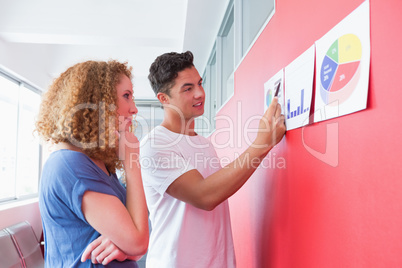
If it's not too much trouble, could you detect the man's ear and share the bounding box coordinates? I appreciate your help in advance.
[157,92,169,104]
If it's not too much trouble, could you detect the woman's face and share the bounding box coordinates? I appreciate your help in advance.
[116,74,138,132]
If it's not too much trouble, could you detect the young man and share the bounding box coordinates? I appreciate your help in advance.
[140,51,286,267]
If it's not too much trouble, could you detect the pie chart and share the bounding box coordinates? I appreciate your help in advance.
[320,34,362,105]
[265,87,273,108]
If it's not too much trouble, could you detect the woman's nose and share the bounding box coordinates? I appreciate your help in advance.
[131,101,138,114]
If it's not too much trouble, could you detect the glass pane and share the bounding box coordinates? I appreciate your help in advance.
[136,105,164,141]
[15,85,41,196]
[195,75,209,137]
[209,52,217,130]
[221,18,235,105]
[242,0,275,55]
[202,75,209,120]
[0,76,19,200]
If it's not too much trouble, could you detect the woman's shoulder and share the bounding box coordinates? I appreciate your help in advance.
[42,149,94,179]
[41,149,113,193]
[47,149,90,167]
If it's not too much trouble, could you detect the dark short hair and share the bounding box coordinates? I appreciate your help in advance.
[148,51,194,96]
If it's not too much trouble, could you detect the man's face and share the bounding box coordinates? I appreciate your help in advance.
[163,66,205,121]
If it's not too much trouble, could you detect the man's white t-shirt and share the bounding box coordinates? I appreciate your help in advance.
[140,126,236,268]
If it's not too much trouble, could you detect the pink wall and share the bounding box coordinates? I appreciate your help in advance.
[0,201,42,239]
[213,0,402,267]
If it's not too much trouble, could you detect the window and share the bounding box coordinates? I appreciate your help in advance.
[239,0,275,57]
[208,52,217,129]
[16,85,41,196]
[134,101,164,141]
[0,71,42,202]
[0,76,19,200]
[218,4,235,109]
[200,0,275,136]
[195,48,217,136]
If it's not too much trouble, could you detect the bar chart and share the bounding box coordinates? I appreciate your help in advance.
[287,88,309,119]
[284,45,315,130]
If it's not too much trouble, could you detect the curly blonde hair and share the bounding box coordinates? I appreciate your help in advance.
[35,60,132,173]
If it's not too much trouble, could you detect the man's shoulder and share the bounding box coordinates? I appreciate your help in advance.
[140,125,163,141]
[141,126,169,144]
[140,126,178,155]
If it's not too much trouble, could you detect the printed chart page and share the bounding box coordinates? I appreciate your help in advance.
[284,45,315,131]
[314,0,370,123]
[264,69,284,114]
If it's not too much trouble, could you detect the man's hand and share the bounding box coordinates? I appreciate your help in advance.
[254,97,286,150]
[81,236,127,265]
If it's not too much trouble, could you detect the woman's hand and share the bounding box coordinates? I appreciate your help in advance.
[116,131,140,168]
[81,235,127,265]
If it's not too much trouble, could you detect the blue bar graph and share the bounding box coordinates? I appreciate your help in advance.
[287,89,309,119]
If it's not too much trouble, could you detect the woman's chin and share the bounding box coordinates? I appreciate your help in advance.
[118,126,131,133]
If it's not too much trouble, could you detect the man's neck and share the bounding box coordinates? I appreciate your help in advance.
[161,116,197,136]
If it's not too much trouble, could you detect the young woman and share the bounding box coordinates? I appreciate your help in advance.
[35,60,149,267]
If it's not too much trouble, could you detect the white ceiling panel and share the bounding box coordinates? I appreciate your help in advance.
[0,0,228,99]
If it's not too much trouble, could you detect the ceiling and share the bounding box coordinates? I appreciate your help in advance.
[0,0,229,99]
